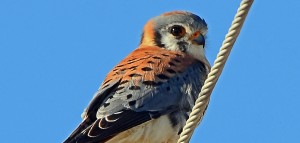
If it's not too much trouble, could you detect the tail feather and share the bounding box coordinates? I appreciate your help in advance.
[63,119,91,143]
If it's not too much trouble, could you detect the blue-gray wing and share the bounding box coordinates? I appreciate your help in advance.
[64,48,209,143]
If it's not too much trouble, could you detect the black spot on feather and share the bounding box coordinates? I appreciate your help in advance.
[129,73,142,77]
[128,100,136,106]
[166,68,176,74]
[141,67,153,71]
[157,74,169,80]
[129,86,141,90]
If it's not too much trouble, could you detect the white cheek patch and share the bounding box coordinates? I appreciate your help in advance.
[186,44,210,67]
[159,29,210,68]
[161,34,180,51]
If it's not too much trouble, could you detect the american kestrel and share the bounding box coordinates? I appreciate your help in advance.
[64,11,210,143]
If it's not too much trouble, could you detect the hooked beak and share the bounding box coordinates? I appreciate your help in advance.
[189,31,205,47]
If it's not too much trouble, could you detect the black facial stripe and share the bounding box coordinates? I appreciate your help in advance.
[140,32,144,45]
[177,41,188,52]
[154,31,165,47]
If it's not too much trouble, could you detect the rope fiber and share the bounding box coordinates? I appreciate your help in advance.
[177,0,254,142]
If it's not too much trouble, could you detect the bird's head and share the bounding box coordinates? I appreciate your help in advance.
[140,11,208,62]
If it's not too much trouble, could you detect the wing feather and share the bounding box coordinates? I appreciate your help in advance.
[64,46,209,143]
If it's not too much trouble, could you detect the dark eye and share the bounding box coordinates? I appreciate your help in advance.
[169,25,186,38]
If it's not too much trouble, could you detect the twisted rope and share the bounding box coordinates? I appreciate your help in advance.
[177,0,254,142]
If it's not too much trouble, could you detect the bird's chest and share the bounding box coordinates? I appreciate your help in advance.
[105,115,179,143]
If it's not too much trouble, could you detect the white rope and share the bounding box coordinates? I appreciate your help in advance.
[177,0,254,142]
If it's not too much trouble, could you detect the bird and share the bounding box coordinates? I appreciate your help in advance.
[64,11,210,143]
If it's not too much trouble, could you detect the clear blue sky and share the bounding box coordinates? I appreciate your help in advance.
[1,1,299,143]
